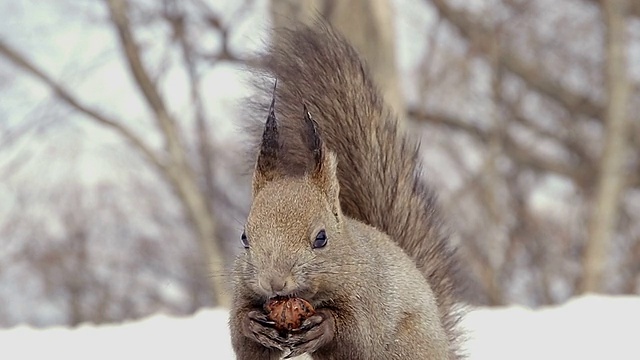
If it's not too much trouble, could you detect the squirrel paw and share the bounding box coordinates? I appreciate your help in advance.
[243,309,288,351]
[283,308,335,358]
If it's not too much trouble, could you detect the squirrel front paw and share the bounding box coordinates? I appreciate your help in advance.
[283,308,336,358]
[242,309,288,351]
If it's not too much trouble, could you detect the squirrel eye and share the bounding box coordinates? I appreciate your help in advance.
[312,230,328,249]
[240,231,249,249]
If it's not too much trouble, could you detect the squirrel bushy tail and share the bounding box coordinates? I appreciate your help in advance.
[244,21,462,356]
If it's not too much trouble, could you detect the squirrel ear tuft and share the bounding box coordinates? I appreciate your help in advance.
[253,89,280,196]
[303,106,341,217]
[303,104,325,173]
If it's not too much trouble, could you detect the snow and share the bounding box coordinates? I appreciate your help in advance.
[461,295,640,360]
[0,294,638,359]
[0,308,235,360]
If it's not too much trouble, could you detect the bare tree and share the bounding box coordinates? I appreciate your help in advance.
[580,0,632,293]
[0,0,239,307]
[407,0,639,304]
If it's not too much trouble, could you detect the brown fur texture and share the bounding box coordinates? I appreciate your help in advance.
[230,20,464,359]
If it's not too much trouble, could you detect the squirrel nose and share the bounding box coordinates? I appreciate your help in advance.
[270,277,287,293]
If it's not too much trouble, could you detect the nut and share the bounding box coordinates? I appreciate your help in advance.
[264,297,316,331]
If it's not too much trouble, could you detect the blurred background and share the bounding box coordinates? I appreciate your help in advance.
[0,0,638,328]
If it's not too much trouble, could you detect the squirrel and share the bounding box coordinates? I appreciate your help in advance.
[229,20,464,360]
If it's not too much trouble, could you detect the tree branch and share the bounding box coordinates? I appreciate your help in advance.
[190,0,258,64]
[584,0,640,18]
[501,96,592,164]
[409,108,589,183]
[429,0,604,120]
[106,0,182,153]
[163,0,217,213]
[0,38,164,172]
[105,0,230,307]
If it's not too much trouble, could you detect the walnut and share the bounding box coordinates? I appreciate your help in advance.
[264,297,316,331]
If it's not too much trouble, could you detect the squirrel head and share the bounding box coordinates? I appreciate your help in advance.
[238,94,345,301]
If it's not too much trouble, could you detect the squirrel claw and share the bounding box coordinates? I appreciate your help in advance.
[283,349,301,359]
[247,309,276,326]
[244,310,287,351]
[296,313,324,331]
[284,309,335,356]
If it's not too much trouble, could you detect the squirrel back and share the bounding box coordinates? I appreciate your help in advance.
[237,21,463,359]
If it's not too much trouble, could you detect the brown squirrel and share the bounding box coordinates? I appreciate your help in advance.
[229,21,464,360]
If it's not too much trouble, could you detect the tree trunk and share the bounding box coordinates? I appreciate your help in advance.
[106,0,231,307]
[166,162,231,307]
[580,0,631,293]
[270,0,404,116]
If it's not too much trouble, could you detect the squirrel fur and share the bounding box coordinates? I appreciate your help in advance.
[229,21,463,360]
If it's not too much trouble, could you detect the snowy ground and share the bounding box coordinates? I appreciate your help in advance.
[1,294,638,360]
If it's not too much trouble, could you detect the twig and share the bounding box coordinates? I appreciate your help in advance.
[0,38,164,172]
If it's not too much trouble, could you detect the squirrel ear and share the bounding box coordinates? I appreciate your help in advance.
[314,151,342,220]
[303,106,341,217]
[253,94,280,196]
[303,105,325,174]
